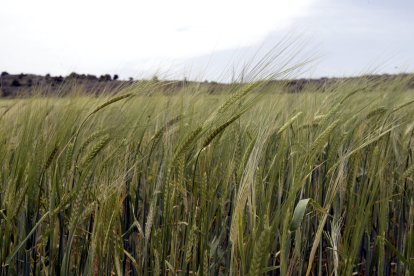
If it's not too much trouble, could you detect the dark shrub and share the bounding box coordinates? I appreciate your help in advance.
[1,71,9,77]
[68,72,79,79]
[11,79,21,87]
[113,74,119,81]
[86,74,98,80]
[54,76,64,82]
[99,74,112,81]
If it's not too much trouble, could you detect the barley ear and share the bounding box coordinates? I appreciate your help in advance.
[90,93,133,115]
[310,119,340,153]
[201,114,241,150]
[248,227,270,276]
[277,111,303,135]
[80,135,111,168]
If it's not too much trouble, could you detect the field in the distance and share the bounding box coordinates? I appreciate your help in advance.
[1,77,414,275]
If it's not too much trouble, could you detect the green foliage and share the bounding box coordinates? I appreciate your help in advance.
[289,198,311,232]
[1,77,414,275]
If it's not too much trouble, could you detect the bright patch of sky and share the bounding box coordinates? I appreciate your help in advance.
[0,0,413,81]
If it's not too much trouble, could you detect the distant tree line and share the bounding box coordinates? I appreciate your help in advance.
[67,72,120,81]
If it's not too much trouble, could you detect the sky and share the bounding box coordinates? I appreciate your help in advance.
[1,0,413,81]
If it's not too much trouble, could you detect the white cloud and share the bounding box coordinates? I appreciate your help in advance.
[0,0,314,75]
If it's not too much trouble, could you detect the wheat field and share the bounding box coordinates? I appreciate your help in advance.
[0,77,414,275]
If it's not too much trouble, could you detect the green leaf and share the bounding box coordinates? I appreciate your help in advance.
[289,198,311,232]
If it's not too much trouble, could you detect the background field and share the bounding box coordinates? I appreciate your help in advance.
[1,78,414,275]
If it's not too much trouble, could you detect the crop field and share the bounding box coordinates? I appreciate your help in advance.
[1,78,414,275]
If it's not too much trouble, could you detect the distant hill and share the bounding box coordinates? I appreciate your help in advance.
[0,72,127,97]
[1,71,413,97]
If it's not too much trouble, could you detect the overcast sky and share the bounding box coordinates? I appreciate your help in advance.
[1,0,413,81]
